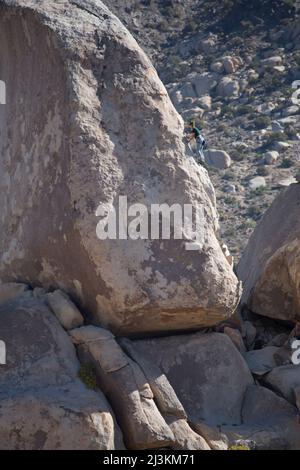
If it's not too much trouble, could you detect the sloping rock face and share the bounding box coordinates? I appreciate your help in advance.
[0,0,240,335]
[237,183,300,323]
[70,325,210,450]
[0,296,124,449]
[222,385,300,450]
[131,332,254,426]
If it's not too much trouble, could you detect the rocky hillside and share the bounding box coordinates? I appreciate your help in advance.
[1,0,300,452]
[104,0,300,259]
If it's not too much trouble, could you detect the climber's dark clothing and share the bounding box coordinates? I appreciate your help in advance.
[191,126,201,139]
[191,127,205,147]
[187,124,206,164]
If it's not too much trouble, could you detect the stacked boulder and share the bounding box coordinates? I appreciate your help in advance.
[238,183,300,324]
[0,0,240,337]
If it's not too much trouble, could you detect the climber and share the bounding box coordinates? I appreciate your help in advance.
[187,121,206,164]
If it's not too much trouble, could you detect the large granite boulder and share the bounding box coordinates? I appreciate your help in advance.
[70,326,210,450]
[237,183,300,323]
[221,385,300,450]
[131,332,253,426]
[0,297,123,450]
[0,0,240,335]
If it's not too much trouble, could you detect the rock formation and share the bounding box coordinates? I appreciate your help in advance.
[2,282,300,450]
[129,332,254,427]
[0,0,240,336]
[0,295,124,450]
[1,0,300,452]
[237,183,300,323]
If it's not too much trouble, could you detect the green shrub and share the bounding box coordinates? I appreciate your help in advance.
[239,219,257,230]
[217,123,228,132]
[254,186,267,196]
[254,115,271,130]
[228,444,250,450]
[263,73,283,93]
[280,157,294,168]
[236,105,255,116]
[169,55,181,67]
[231,149,245,162]
[265,131,288,146]
[284,124,297,139]
[224,196,236,204]
[221,104,235,118]
[257,165,270,176]
[78,363,97,390]
[248,75,258,85]
[222,170,235,181]
[247,205,262,220]
[240,20,254,31]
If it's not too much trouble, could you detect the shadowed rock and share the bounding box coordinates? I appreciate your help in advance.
[131,332,253,426]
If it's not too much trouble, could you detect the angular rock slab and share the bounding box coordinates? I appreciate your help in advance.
[0,297,123,449]
[237,184,300,323]
[221,385,300,450]
[262,364,300,405]
[132,332,253,426]
[245,346,281,376]
[0,0,240,335]
[0,388,122,450]
[46,289,84,330]
[119,337,210,449]
[70,326,174,450]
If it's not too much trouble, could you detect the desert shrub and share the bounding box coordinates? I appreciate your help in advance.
[231,149,245,162]
[217,123,228,132]
[284,124,297,139]
[251,58,260,71]
[224,227,236,237]
[236,105,255,115]
[228,444,250,450]
[248,75,258,85]
[263,72,284,93]
[257,165,270,176]
[254,115,271,129]
[240,20,254,31]
[254,186,267,196]
[78,363,97,390]
[282,0,298,8]
[265,131,288,146]
[224,196,236,204]
[239,219,256,230]
[221,104,236,118]
[230,36,244,46]
[280,157,294,168]
[169,55,181,67]
[247,205,262,220]
[222,170,235,181]
[183,19,198,33]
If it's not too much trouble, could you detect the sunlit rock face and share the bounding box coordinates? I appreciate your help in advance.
[0,0,240,335]
[238,183,300,323]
